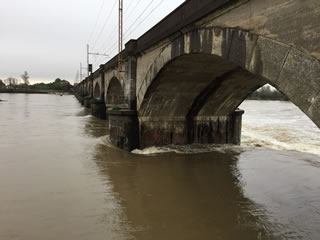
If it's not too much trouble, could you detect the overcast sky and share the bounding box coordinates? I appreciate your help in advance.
[0,0,185,84]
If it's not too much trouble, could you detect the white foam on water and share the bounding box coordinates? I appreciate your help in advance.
[99,101,320,156]
[99,135,120,150]
[132,144,244,155]
[240,100,320,156]
[131,146,173,155]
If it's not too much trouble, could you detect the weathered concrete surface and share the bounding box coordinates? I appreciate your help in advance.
[93,76,102,99]
[83,96,92,109]
[107,109,139,151]
[203,0,320,60]
[75,0,320,150]
[140,110,244,149]
[137,27,320,128]
[91,99,106,119]
[139,117,187,148]
[106,77,126,106]
[193,110,244,145]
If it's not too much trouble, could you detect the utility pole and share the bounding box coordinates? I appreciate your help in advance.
[75,71,79,84]
[80,63,82,82]
[86,44,109,77]
[87,44,90,77]
[118,0,123,73]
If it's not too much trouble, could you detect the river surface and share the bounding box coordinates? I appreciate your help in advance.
[0,94,320,240]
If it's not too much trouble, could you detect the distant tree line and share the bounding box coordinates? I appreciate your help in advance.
[247,85,289,101]
[29,78,73,92]
[0,73,73,93]
[0,79,6,89]
[0,71,30,90]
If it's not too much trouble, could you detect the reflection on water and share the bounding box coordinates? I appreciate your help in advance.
[92,141,320,240]
[93,145,275,240]
[0,94,131,240]
[1,94,320,240]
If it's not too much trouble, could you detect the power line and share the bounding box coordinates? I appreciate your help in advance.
[87,0,106,44]
[96,0,156,59]
[91,0,118,51]
[92,23,119,66]
[93,25,118,65]
[124,0,143,22]
[124,0,135,18]
[94,0,142,58]
[124,0,165,40]
[108,0,165,53]
[93,0,166,67]
[124,0,156,35]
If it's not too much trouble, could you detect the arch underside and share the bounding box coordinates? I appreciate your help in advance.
[138,28,320,148]
[94,83,101,99]
[139,54,267,148]
[106,77,126,107]
[86,81,93,97]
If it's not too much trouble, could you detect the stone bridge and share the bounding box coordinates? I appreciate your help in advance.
[75,0,320,151]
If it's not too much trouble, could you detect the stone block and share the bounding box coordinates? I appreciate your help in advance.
[278,49,320,113]
[139,118,187,149]
[228,30,258,69]
[212,28,233,58]
[249,37,290,83]
[192,109,244,145]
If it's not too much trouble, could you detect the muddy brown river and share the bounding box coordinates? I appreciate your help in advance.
[0,93,319,240]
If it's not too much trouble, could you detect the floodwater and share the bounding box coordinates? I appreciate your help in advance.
[240,100,320,156]
[0,94,319,240]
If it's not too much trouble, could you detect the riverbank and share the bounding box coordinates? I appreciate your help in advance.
[0,89,72,94]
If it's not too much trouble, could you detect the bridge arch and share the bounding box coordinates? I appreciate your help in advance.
[93,82,101,99]
[84,80,93,97]
[84,82,88,96]
[106,77,126,106]
[137,27,320,147]
[138,27,320,128]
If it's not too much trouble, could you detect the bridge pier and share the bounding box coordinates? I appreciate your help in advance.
[91,99,106,119]
[75,93,85,106]
[191,109,244,145]
[83,96,92,109]
[107,109,139,151]
[139,109,244,149]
